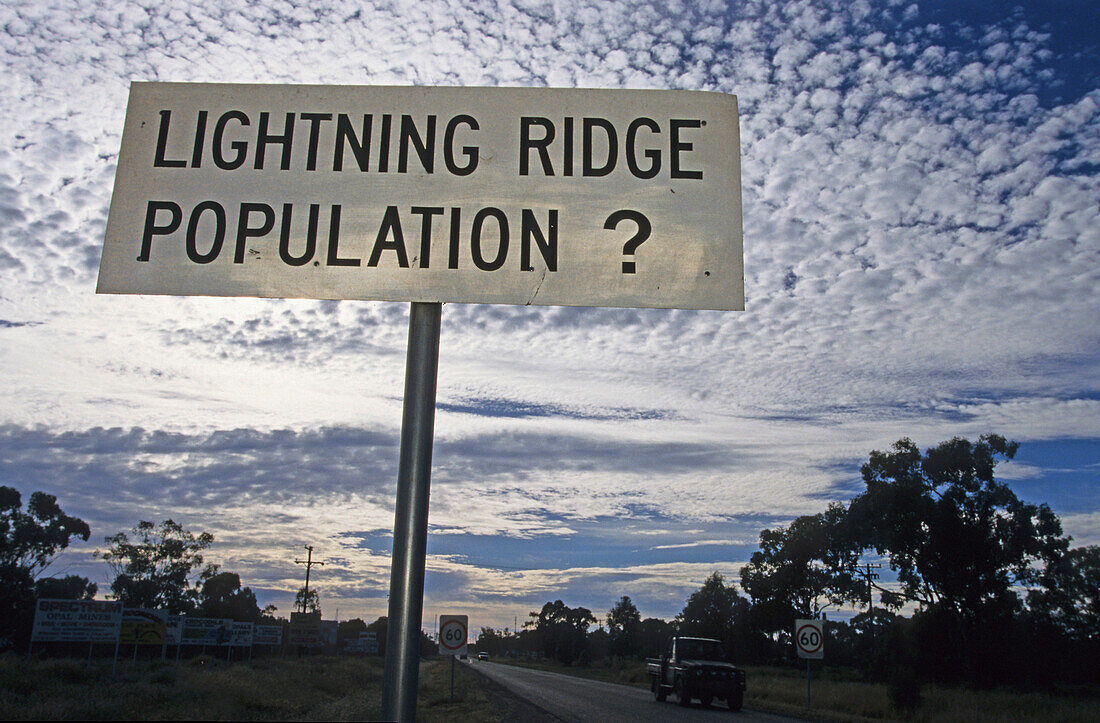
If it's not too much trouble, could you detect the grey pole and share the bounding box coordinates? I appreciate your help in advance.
[381,301,442,722]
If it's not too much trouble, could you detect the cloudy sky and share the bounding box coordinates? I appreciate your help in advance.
[2,0,1097,634]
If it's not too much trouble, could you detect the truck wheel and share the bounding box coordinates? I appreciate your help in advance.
[701,695,713,707]
[676,679,691,707]
[727,690,743,712]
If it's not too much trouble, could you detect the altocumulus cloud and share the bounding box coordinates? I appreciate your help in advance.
[0,0,1097,623]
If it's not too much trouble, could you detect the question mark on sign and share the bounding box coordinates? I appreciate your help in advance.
[604,210,652,274]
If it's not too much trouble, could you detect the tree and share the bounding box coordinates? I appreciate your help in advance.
[846,435,1068,683]
[636,617,676,659]
[1,486,90,647]
[607,595,641,660]
[35,575,97,601]
[850,436,1066,612]
[740,504,862,635]
[198,571,263,622]
[97,519,217,613]
[338,617,368,647]
[529,600,596,665]
[677,572,741,641]
[294,585,320,613]
[1027,545,1100,642]
[678,572,763,663]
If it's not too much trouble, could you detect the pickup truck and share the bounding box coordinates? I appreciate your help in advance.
[646,636,746,711]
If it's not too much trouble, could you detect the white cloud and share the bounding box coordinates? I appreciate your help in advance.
[0,0,1096,627]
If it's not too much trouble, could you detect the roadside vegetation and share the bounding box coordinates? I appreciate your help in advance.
[487,656,1097,722]
[0,653,513,721]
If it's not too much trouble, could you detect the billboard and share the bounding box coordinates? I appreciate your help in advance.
[120,608,168,645]
[180,617,234,646]
[31,599,123,643]
[289,611,321,646]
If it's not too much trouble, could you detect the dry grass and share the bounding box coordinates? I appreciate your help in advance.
[0,653,516,721]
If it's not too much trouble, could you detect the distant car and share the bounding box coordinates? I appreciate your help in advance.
[477,652,490,661]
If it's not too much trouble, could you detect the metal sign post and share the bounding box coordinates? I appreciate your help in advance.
[795,619,824,708]
[381,302,442,723]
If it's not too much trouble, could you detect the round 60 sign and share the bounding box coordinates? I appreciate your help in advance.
[438,614,468,657]
[794,619,824,660]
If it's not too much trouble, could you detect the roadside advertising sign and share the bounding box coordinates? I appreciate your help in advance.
[253,624,283,646]
[31,599,123,643]
[795,619,824,660]
[229,621,254,646]
[120,608,169,645]
[98,83,743,311]
[289,611,322,646]
[438,615,468,658]
[180,617,233,646]
[362,631,379,654]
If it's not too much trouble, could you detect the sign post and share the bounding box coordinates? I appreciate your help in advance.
[795,619,824,707]
[437,615,468,703]
[98,82,744,722]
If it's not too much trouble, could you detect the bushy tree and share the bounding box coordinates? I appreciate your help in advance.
[847,435,1069,683]
[606,595,641,660]
[741,505,862,635]
[636,617,676,659]
[198,571,263,622]
[35,575,97,601]
[849,436,1066,613]
[1027,545,1100,642]
[677,572,740,641]
[529,600,596,665]
[1,486,90,648]
[294,585,320,613]
[97,519,217,613]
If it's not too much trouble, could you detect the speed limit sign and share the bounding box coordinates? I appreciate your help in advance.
[438,615,468,657]
[794,619,824,660]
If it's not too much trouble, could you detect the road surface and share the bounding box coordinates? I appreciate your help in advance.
[469,660,803,723]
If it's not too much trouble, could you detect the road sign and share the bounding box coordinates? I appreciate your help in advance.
[438,615,468,657]
[98,82,743,311]
[795,619,824,660]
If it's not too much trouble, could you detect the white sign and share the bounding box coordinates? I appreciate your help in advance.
[98,82,743,311]
[438,614,468,657]
[795,619,824,660]
[31,599,123,643]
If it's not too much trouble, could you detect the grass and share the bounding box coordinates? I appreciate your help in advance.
[489,656,1099,722]
[0,653,515,721]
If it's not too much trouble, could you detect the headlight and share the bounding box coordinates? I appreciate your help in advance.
[694,668,703,676]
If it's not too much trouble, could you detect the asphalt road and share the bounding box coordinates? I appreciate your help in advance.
[469,660,803,723]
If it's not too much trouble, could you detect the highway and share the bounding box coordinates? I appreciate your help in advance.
[469,660,803,723]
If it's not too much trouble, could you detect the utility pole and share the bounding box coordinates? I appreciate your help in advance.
[294,545,325,612]
[853,562,881,649]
